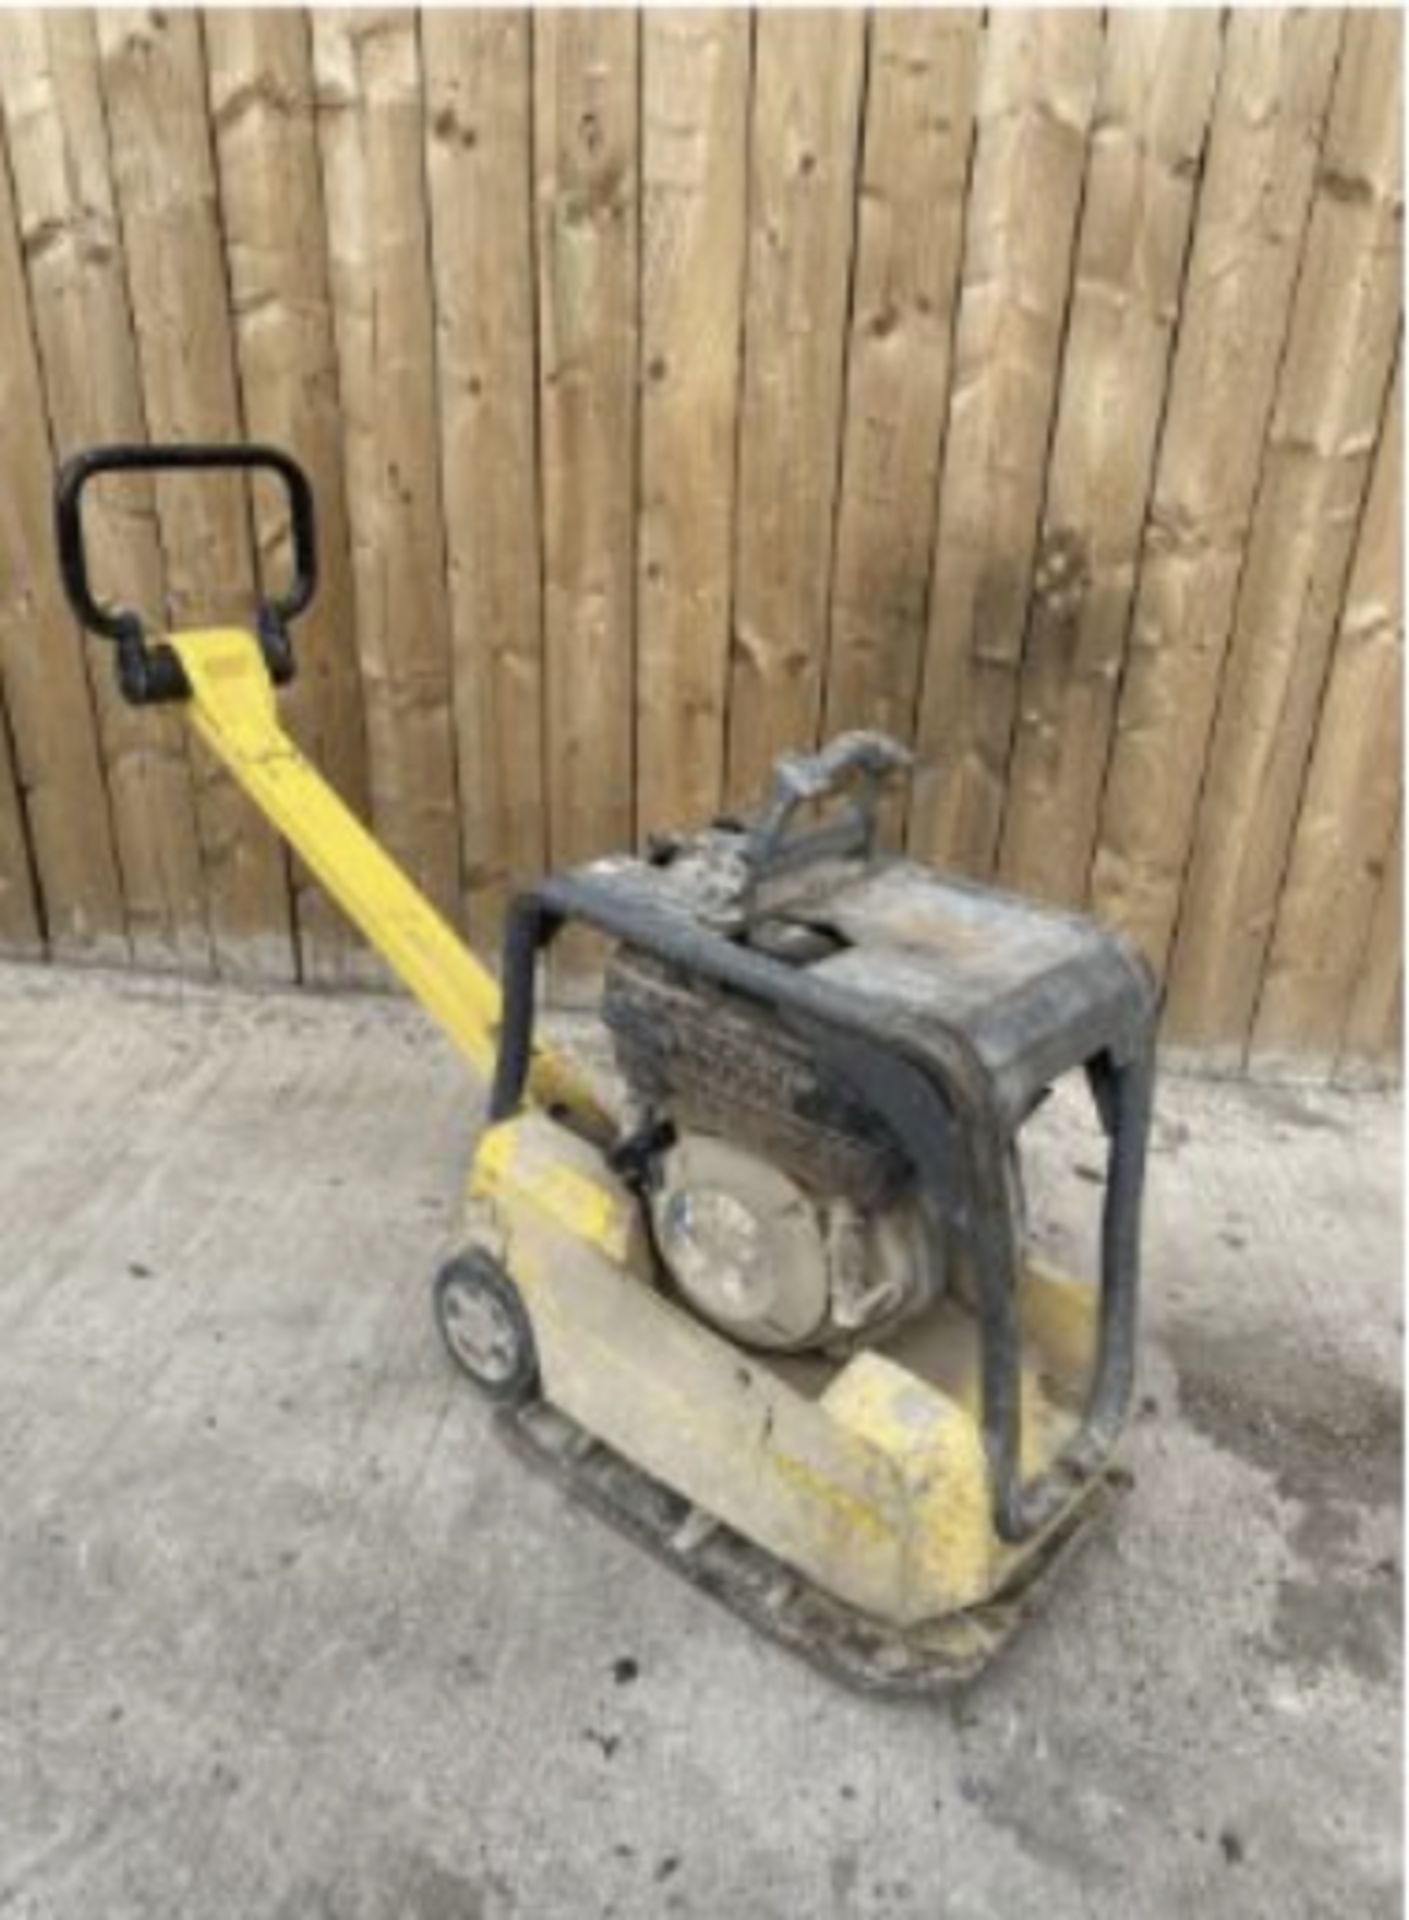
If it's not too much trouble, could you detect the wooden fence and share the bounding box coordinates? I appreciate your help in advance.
[0,8,1400,1081]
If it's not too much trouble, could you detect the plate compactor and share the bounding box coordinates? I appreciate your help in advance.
[57,444,1157,1693]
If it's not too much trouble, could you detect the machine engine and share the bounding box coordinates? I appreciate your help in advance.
[602,947,943,1354]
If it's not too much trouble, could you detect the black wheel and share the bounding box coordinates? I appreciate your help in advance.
[433,1251,539,1405]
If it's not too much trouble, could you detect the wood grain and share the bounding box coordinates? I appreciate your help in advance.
[98,7,296,983]
[726,9,866,813]
[822,8,979,845]
[205,8,372,985]
[1253,357,1402,1076]
[637,9,749,842]
[0,9,211,973]
[1089,9,1344,976]
[997,12,1223,907]
[1165,8,1403,1057]
[424,10,545,954]
[0,685,40,957]
[0,98,126,961]
[534,11,639,880]
[0,7,1395,1080]
[1335,816,1402,1087]
[312,9,461,926]
[907,10,1103,877]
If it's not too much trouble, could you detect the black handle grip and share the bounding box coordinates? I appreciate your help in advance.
[54,442,317,704]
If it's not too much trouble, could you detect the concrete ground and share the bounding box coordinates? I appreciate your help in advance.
[0,960,1400,1920]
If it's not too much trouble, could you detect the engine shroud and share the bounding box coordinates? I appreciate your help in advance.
[602,945,940,1353]
[602,946,909,1210]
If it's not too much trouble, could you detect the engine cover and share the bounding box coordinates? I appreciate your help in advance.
[602,947,909,1208]
[648,1133,934,1354]
[604,947,941,1353]
[649,1135,831,1349]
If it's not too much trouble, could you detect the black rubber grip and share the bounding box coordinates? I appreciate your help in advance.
[55,441,317,639]
[53,442,317,705]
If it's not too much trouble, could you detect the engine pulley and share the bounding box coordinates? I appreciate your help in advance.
[648,1132,939,1355]
[650,1135,831,1350]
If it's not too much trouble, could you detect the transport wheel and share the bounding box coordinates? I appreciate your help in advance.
[433,1251,539,1405]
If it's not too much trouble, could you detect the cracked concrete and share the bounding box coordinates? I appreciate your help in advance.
[0,961,1400,1918]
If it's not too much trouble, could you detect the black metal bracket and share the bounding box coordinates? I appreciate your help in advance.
[54,442,318,706]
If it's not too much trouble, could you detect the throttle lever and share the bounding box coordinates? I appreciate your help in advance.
[741,731,914,879]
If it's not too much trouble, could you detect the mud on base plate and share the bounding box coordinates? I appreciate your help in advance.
[499,1399,1124,1697]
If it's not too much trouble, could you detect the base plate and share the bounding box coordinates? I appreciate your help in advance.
[499,1398,1124,1697]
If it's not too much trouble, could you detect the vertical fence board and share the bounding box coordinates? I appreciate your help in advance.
[0,6,1397,1078]
[1165,9,1403,1057]
[0,142,43,963]
[637,9,749,841]
[1335,817,1402,1087]
[312,10,461,927]
[0,691,41,955]
[424,10,545,952]
[0,10,211,974]
[997,12,1223,907]
[98,7,296,984]
[1089,9,1344,976]
[204,9,372,985]
[822,7,979,830]
[534,10,639,897]
[907,10,1103,876]
[0,104,126,961]
[726,9,865,811]
[1253,358,1402,1075]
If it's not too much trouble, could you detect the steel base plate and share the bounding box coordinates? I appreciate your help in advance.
[498,1398,1124,1697]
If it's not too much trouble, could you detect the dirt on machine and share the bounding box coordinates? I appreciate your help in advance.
[56,442,1157,1694]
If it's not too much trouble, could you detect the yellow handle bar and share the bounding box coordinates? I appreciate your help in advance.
[168,627,600,1125]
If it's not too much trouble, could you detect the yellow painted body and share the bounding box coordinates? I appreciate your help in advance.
[170,623,1104,1630]
[466,1111,1105,1628]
